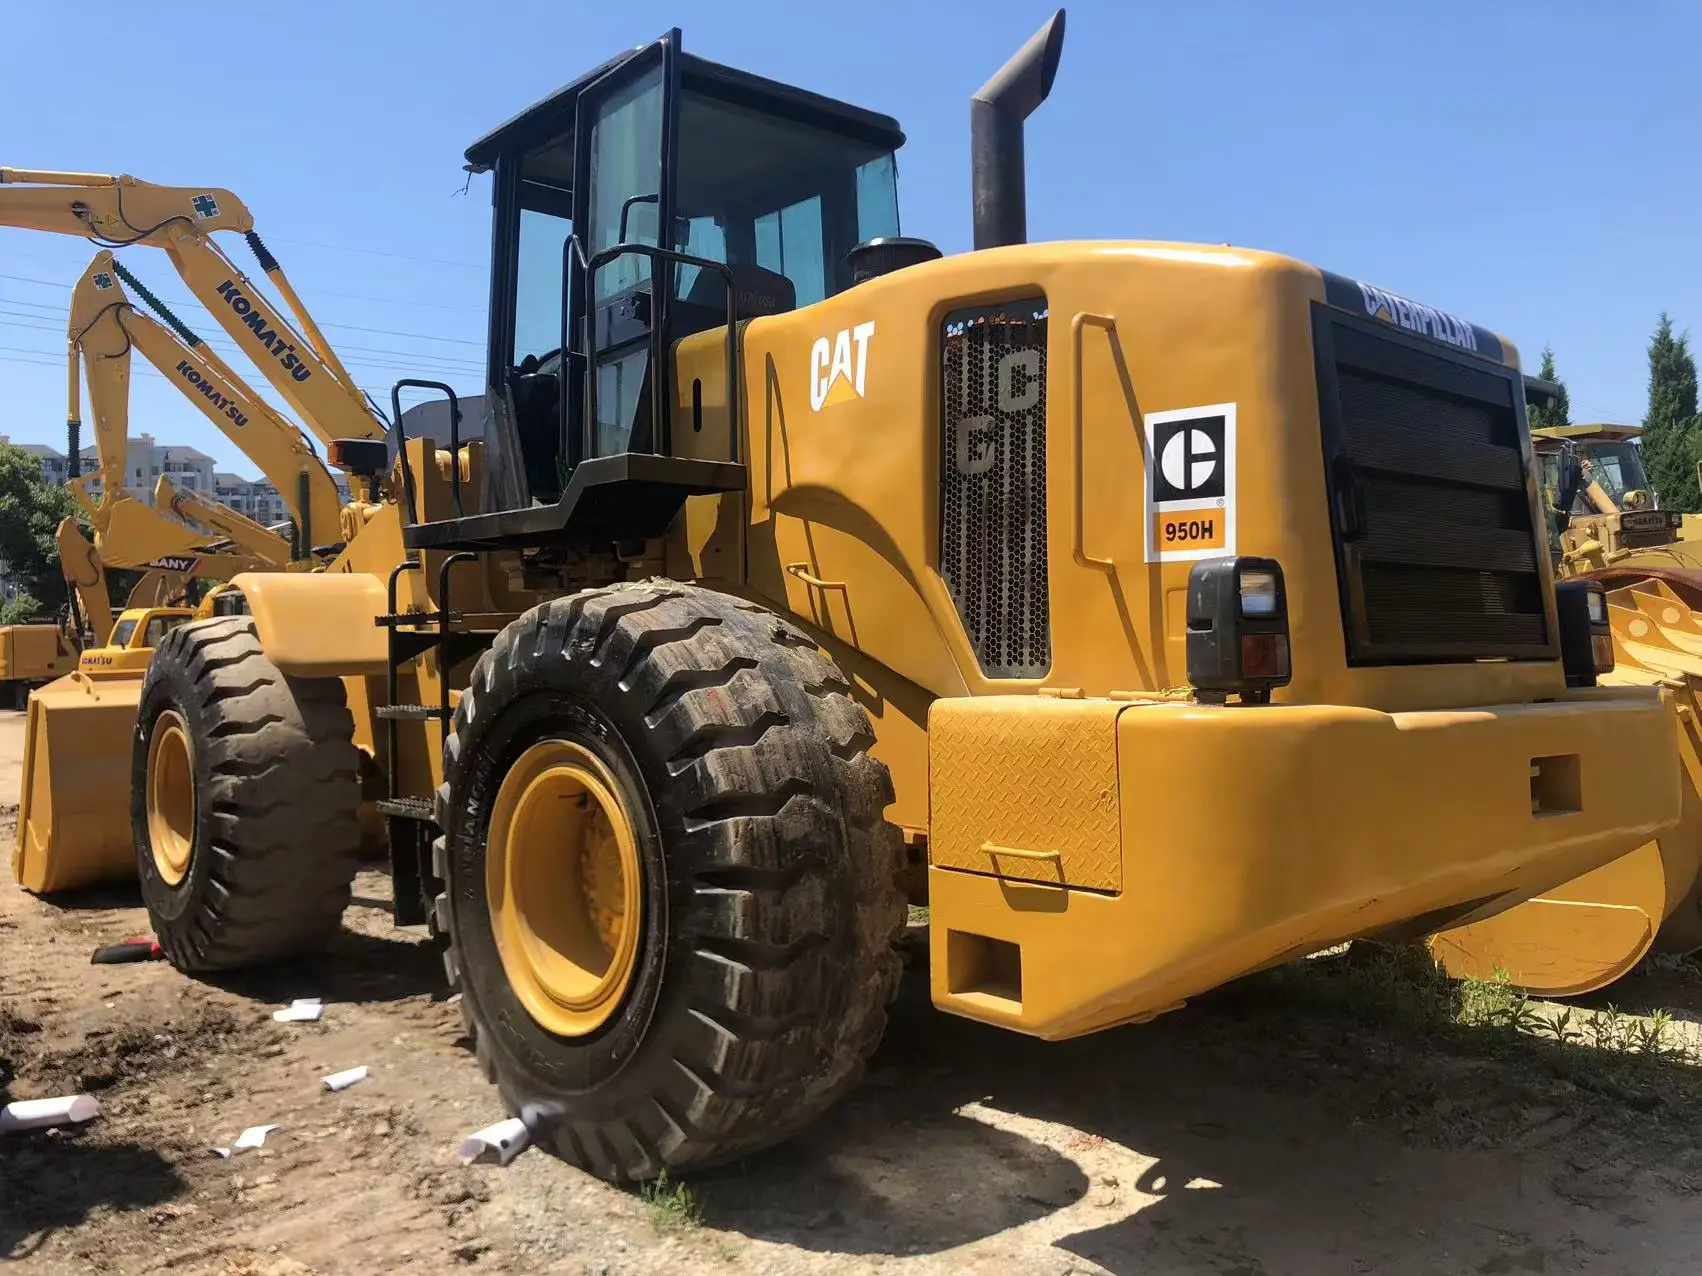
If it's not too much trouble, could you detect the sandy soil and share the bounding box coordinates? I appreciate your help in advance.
[5,710,1702,1275]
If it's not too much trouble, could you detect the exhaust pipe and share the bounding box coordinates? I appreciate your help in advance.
[971,9,1066,251]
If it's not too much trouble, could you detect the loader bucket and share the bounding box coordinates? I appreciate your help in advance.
[10,670,143,894]
[1427,574,1702,996]
[1428,839,1669,997]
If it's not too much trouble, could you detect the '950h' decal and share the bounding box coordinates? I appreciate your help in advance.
[1143,402,1235,563]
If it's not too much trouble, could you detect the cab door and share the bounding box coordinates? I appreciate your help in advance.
[567,31,682,468]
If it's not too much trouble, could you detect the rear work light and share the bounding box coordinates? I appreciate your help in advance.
[1555,579,1614,688]
[1186,556,1292,704]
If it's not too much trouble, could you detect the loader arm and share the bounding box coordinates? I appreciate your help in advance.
[0,170,387,449]
[155,474,292,565]
[69,251,348,554]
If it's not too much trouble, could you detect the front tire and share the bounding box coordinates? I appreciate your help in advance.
[132,616,362,971]
[436,582,905,1181]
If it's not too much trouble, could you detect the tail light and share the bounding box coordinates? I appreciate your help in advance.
[1555,579,1614,687]
[1187,557,1292,704]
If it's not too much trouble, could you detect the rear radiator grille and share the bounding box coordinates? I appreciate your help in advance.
[1314,310,1555,665]
[939,299,1050,679]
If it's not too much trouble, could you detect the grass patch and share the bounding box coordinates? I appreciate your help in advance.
[641,1170,704,1233]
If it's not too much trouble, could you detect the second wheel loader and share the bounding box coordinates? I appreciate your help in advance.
[42,13,1691,1179]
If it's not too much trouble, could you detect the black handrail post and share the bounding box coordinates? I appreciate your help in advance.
[390,380,465,520]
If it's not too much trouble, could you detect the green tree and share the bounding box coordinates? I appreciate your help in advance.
[1527,345,1571,431]
[0,591,43,625]
[1641,313,1702,511]
[0,443,76,610]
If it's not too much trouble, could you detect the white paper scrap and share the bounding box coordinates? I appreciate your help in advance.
[458,1117,530,1167]
[272,998,323,1023]
[232,1123,278,1150]
[321,1066,368,1092]
[0,1095,101,1133]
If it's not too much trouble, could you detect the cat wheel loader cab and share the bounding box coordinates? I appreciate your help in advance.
[1430,414,1702,995]
[13,606,195,893]
[131,13,1681,1181]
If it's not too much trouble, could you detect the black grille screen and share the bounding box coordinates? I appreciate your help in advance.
[1315,310,1555,665]
[939,298,1050,678]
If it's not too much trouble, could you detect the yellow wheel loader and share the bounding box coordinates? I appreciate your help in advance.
[89,13,1689,1180]
[1428,414,1702,994]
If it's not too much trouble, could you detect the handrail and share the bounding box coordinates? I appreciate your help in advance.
[1070,312,1117,572]
[563,236,743,468]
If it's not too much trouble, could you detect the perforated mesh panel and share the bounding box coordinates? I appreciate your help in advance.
[939,299,1050,679]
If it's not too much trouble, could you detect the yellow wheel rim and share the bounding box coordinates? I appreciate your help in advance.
[486,739,644,1038]
[147,710,196,887]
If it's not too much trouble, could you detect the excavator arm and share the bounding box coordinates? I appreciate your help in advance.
[155,474,292,565]
[0,170,387,450]
[68,251,348,555]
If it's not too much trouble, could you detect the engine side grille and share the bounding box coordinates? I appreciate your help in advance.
[1314,308,1556,665]
[939,299,1050,679]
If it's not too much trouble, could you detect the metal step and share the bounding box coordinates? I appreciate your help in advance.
[376,796,435,821]
[375,704,446,721]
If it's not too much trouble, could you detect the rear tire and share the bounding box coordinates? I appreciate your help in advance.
[132,616,361,971]
[436,581,905,1181]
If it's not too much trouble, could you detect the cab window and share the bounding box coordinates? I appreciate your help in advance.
[141,614,188,648]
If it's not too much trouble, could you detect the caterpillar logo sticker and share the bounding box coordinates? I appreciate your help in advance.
[147,555,199,574]
[1144,402,1236,563]
[809,322,875,411]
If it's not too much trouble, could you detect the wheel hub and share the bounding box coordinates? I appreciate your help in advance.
[486,739,643,1038]
[146,710,196,887]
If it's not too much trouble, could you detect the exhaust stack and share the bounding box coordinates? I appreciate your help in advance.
[971,9,1066,250]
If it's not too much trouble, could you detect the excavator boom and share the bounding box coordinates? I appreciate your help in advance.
[0,170,385,448]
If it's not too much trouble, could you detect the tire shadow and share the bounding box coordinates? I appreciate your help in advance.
[0,1127,185,1261]
[199,925,446,1006]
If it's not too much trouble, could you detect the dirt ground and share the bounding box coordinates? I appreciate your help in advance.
[6,709,1702,1274]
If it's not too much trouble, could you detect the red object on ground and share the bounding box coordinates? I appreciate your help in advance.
[89,937,164,965]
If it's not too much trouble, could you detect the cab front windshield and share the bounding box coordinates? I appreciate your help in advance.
[1579,441,1655,510]
[509,86,901,363]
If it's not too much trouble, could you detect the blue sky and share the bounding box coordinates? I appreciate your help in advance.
[0,0,1695,476]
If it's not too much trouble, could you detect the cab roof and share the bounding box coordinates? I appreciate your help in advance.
[464,44,905,173]
[1535,423,1644,442]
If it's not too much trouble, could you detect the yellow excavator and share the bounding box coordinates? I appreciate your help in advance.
[34,13,1685,1182]
[10,248,372,890]
[1428,405,1702,993]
